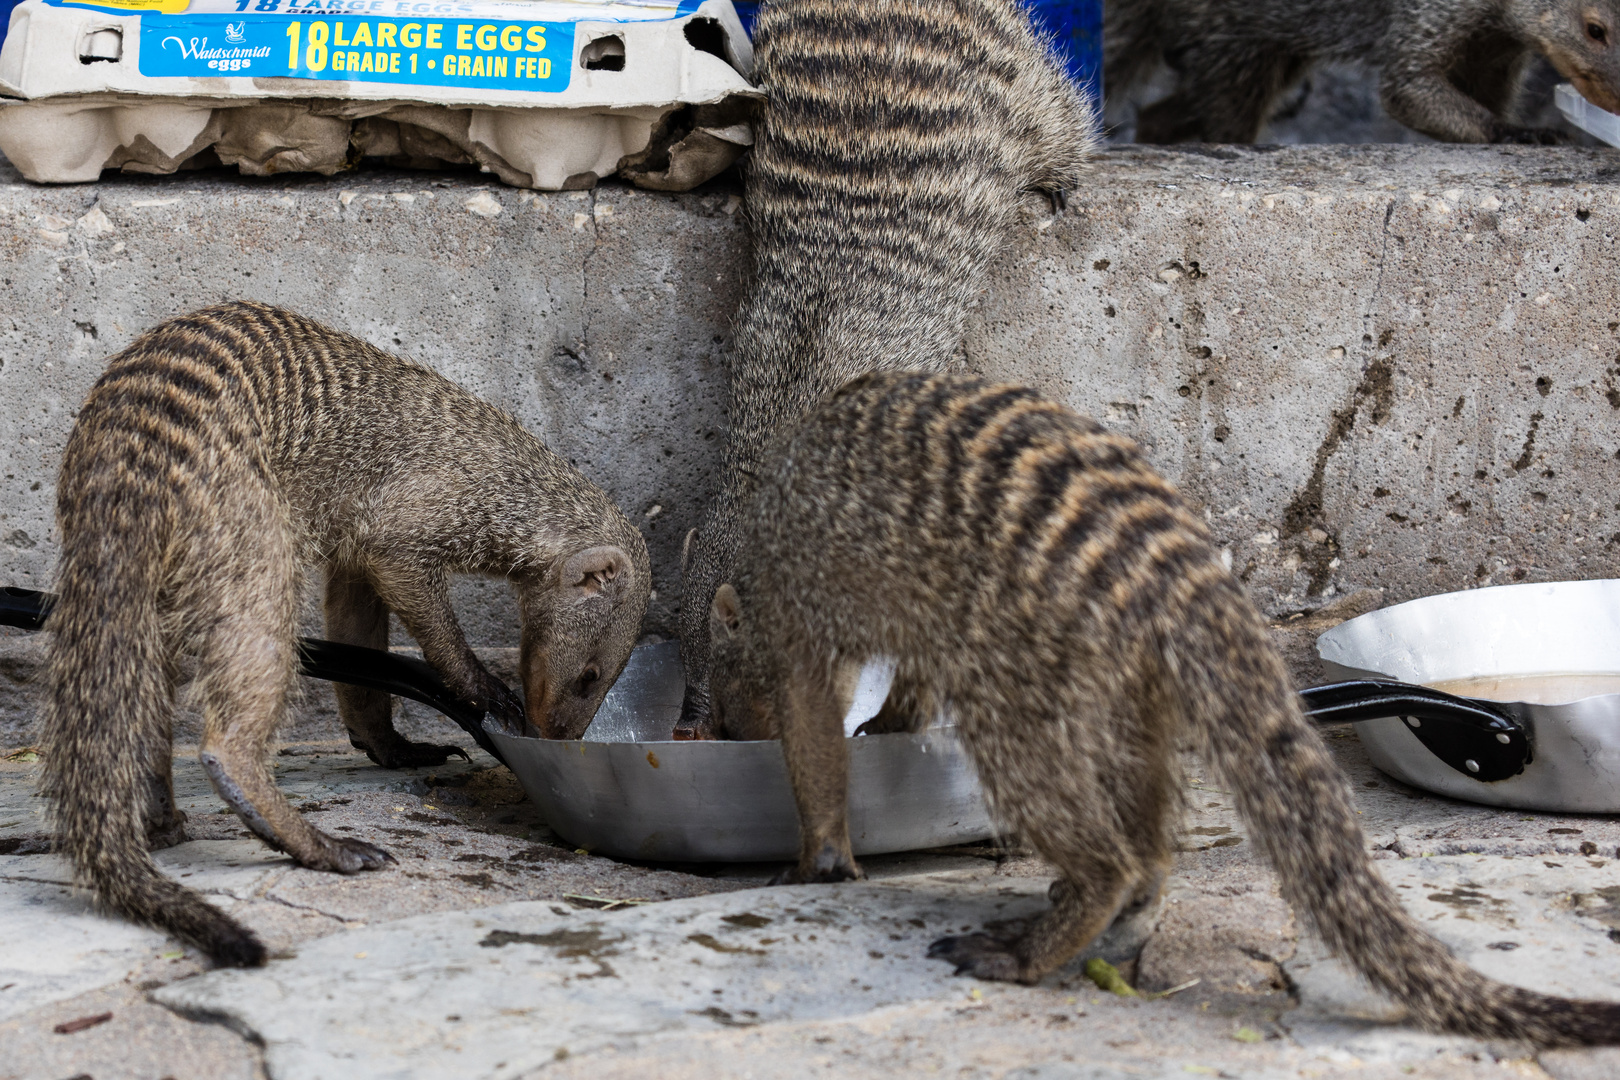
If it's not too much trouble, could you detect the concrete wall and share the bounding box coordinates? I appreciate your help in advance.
[3,143,1620,649]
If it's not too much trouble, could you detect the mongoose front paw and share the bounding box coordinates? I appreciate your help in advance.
[771,846,864,884]
[927,933,1026,982]
[303,834,397,874]
[349,735,470,769]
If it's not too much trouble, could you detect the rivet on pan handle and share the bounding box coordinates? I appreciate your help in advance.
[1,586,505,766]
[1299,679,1531,783]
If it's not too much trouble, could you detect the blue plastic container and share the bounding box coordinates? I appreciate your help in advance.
[729,0,1101,100]
[0,0,19,57]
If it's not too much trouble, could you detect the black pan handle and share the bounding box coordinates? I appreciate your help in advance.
[295,639,506,764]
[3,586,505,765]
[1299,679,1529,783]
[1,586,48,631]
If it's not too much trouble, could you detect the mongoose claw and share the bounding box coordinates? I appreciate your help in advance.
[1045,187,1068,214]
[926,932,1025,982]
[381,741,471,768]
[307,834,397,874]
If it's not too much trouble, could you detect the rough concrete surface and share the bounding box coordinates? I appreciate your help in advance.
[4,144,1620,648]
[3,702,1620,1078]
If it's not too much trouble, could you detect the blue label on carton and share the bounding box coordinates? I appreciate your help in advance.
[39,0,708,92]
[139,12,575,90]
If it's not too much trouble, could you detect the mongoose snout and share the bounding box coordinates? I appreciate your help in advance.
[709,370,1620,1046]
[519,544,644,739]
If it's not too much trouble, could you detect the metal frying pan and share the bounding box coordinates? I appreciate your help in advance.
[1310,579,1620,812]
[485,641,997,862]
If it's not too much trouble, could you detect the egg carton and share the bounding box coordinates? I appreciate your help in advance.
[0,0,759,189]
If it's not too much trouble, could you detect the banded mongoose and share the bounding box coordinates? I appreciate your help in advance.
[41,302,649,966]
[1106,0,1620,143]
[675,0,1097,734]
[706,370,1620,1045]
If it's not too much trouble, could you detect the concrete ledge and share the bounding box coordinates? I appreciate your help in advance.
[974,143,1620,616]
[3,143,1619,650]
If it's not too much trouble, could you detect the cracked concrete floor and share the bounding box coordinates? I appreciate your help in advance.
[4,626,1620,1077]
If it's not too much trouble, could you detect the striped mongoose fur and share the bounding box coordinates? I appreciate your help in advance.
[41,302,649,966]
[675,0,1097,733]
[1107,0,1620,143]
[706,370,1620,1045]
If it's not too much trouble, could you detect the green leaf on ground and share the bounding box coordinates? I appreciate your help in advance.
[1084,957,1139,997]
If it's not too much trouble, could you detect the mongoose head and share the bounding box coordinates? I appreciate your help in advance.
[703,581,780,741]
[519,541,650,739]
[1528,0,1620,112]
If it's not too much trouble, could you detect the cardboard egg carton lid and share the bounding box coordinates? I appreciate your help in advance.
[0,0,756,108]
[0,0,760,187]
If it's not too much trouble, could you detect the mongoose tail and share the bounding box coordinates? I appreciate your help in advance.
[1181,596,1620,1045]
[41,521,266,967]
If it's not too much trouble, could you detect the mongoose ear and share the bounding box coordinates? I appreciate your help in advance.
[710,583,742,641]
[681,528,698,573]
[560,545,632,598]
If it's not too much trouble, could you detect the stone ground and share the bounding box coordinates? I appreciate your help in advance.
[3,616,1620,1079]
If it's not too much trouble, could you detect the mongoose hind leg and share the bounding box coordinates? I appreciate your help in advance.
[932,686,1178,983]
[194,545,393,873]
[929,860,1141,984]
[324,568,470,768]
[139,640,186,850]
[140,752,187,850]
[774,657,863,885]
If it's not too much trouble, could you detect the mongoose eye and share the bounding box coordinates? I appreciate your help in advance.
[1588,20,1609,45]
[576,667,600,694]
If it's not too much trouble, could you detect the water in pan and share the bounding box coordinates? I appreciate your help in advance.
[1427,672,1620,706]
